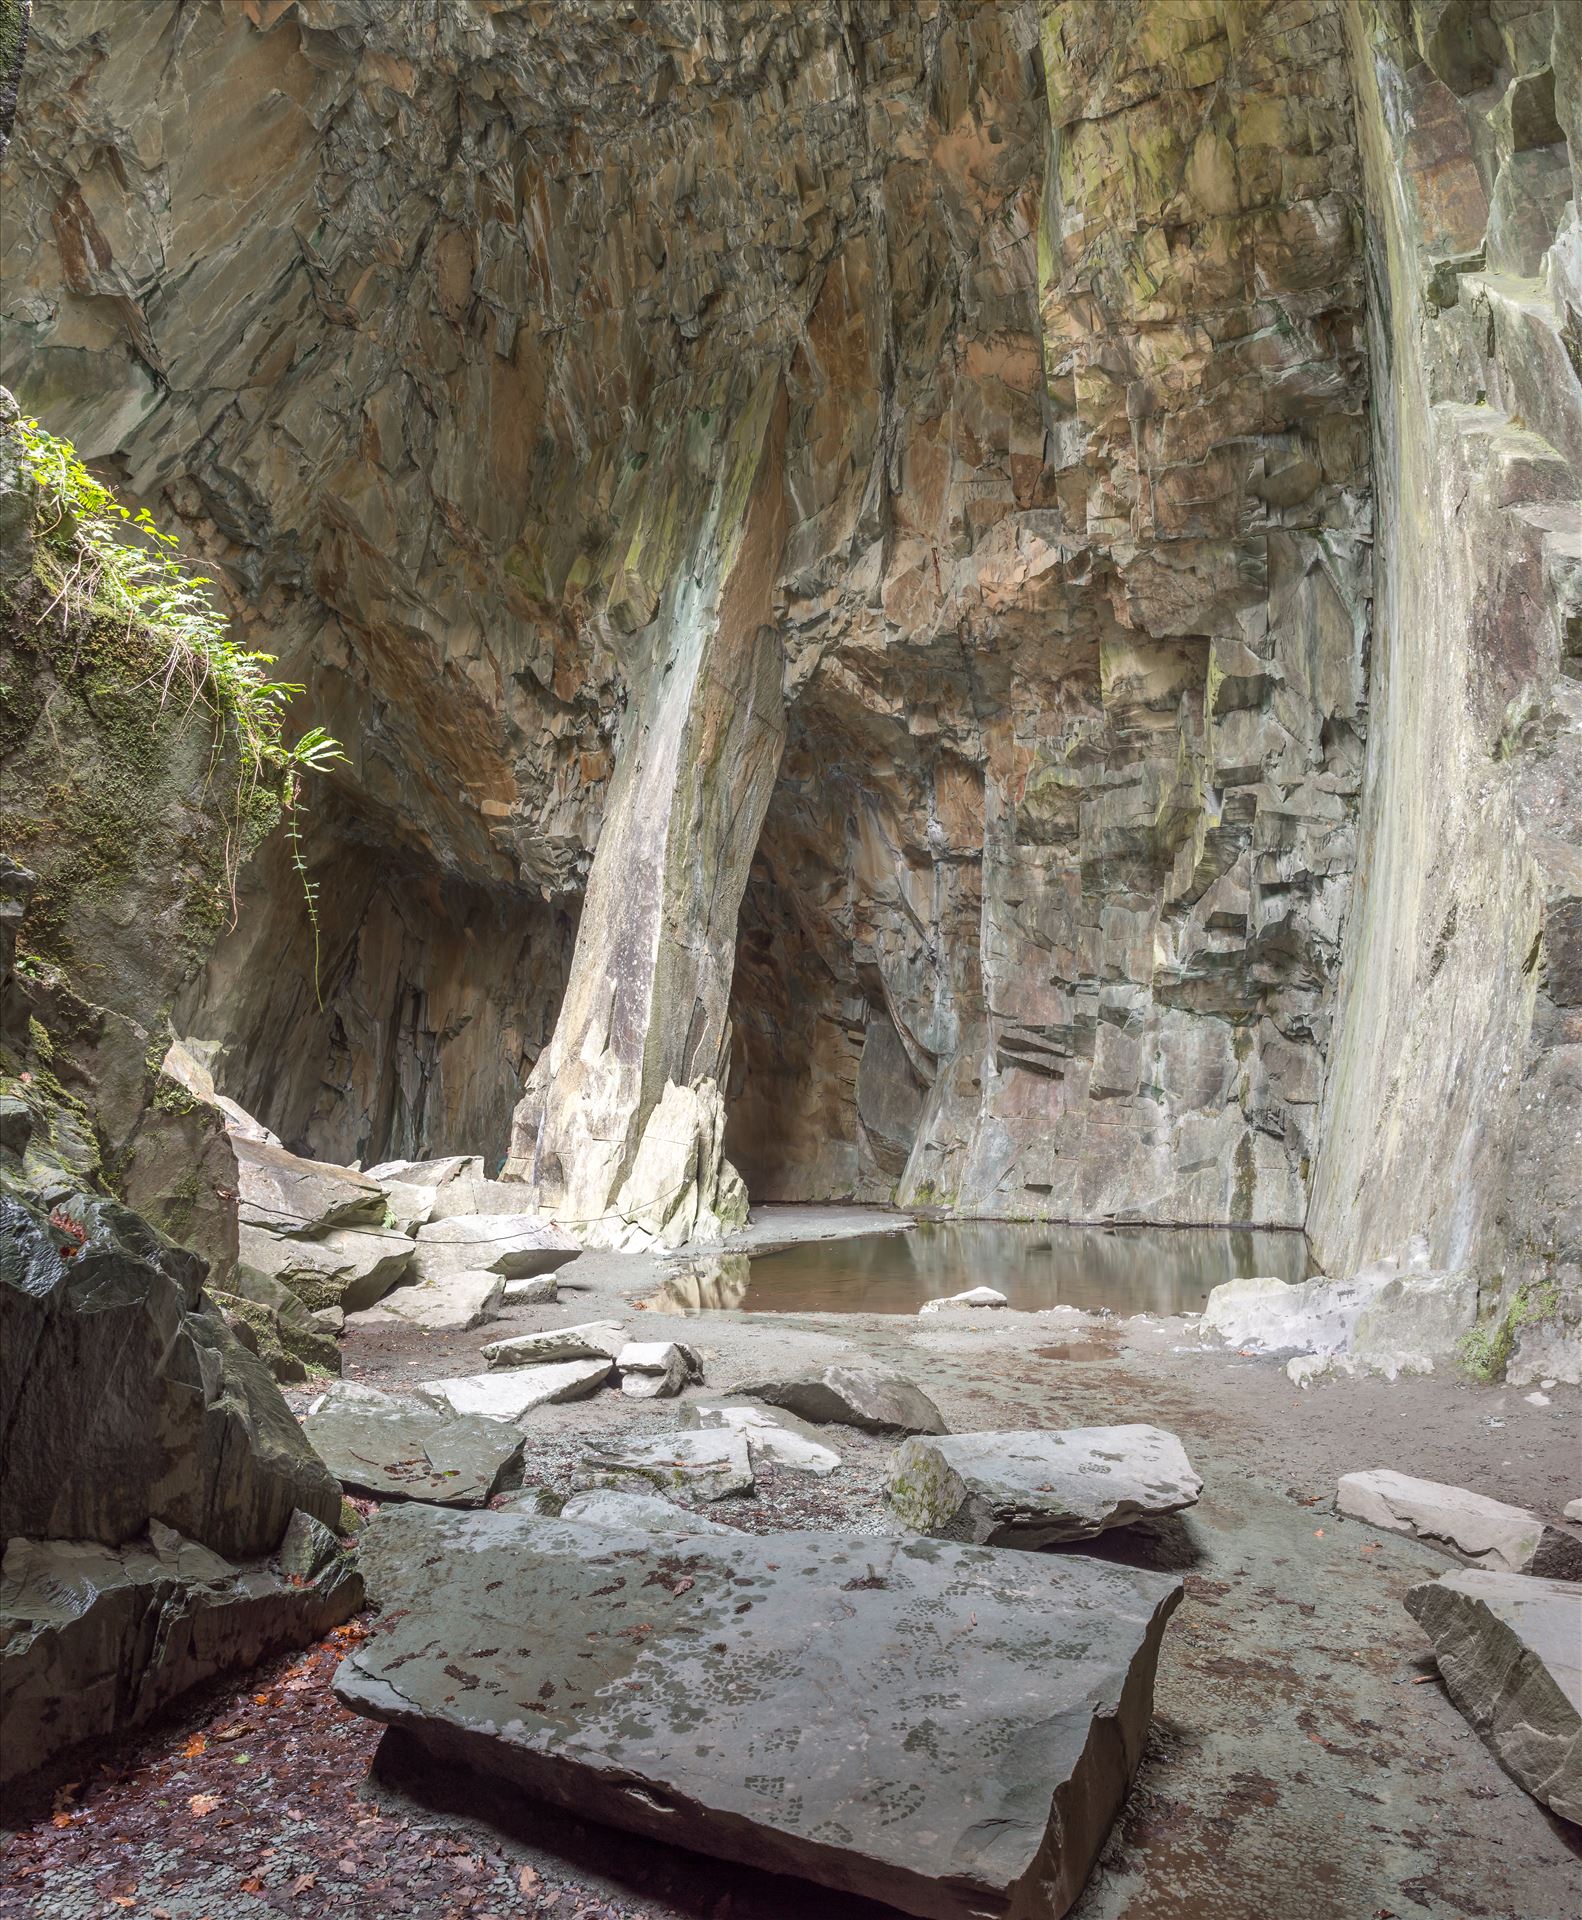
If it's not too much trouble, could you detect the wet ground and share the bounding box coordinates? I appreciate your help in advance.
[6,1206,1580,1920]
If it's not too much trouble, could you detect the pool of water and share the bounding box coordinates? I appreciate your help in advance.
[649,1219,1313,1317]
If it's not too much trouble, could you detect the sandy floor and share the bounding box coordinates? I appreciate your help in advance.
[6,1206,1579,1920]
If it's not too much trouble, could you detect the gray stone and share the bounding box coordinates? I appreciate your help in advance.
[411,1213,579,1284]
[1405,1569,1581,1822]
[502,1274,560,1307]
[0,1093,32,1155]
[278,1509,345,1583]
[578,1429,755,1502]
[1,1525,360,1787]
[419,1360,612,1422]
[334,1505,1182,1920]
[428,1174,550,1221]
[890,1427,1203,1547]
[208,1261,342,1384]
[1567,1499,1582,1524]
[365,1156,483,1187]
[233,1134,388,1236]
[301,1381,524,1507]
[1337,1471,1548,1573]
[738,1363,948,1435]
[376,1269,506,1332]
[1,1194,342,1558]
[918,1286,1009,1314]
[238,1220,415,1314]
[616,1339,700,1398]
[682,1400,842,1475]
[379,1179,436,1236]
[560,1489,734,1536]
[482,1321,627,1368]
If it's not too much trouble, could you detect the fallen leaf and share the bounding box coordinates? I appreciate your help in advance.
[672,1576,694,1596]
[181,1734,207,1757]
[289,1872,317,1897]
[49,1813,72,1830]
[518,1865,541,1896]
[109,1899,136,1910]
[188,1793,220,1817]
[1313,1528,1325,1539]
[240,1878,264,1894]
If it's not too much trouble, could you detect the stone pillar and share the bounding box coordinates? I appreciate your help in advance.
[505,374,788,1246]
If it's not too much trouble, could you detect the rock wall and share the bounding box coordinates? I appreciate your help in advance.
[1,0,1576,1308]
[1310,1,1580,1326]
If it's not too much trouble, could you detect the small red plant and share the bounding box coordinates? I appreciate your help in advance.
[48,1206,86,1257]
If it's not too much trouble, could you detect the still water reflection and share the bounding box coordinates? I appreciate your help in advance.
[650,1220,1313,1318]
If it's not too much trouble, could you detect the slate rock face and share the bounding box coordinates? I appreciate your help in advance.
[1,1519,361,1787]
[1,1195,341,1558]
[682,1400,842,1476]
[334,1506,1182,1920]
[238,1220,414,1316]
[577,1431,755,1504]
[890,1428,1203,1548]
[233,1135,388,1236]
[301,1382,525,1508]
[1405,1569,1582,1822]
[737,1363,948,1435]
[482,1321,627,1369]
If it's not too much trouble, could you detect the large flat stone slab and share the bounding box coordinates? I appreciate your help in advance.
[239,1220,415,1314]
[419,1360,612,1422]
[334,1505,1182,1920]
[411,1214,580,1284]
[890,1427,1203,1547]
[301,1382,524,1506]
[577,1429,755,1502]
[482,1321,627,1369]
[374,1270,506,1333]
[683,1400,842,1475]
[233,1135,388,1235]
[1405,1569,1581,1822]
[1338,1470,1549,1573]
[736,1363,948,1435]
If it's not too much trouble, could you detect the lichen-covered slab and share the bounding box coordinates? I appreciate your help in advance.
[334,1506,1182,1920]
[301,1382,524,1506]
[890,1427,1202,1547]
[1406,1569,1581,1821]
[736,1363,947,1434]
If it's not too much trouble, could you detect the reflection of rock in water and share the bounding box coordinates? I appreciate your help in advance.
[649,1252,752,1313]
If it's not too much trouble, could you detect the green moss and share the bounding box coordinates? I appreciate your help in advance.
[1457,1280,1561,1382]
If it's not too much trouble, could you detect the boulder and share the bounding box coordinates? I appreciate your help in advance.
[301,1381,525,1507]
[419,1359,612,1422]
[1,1195,342,1558]
[1337,1470,1568,1575]
[502,1274,559,1306]
[890,1427,1203,1547]
[373,1270,505,1333]
[334,1506,1183,1920]
[682,1400,842,1475]
[238,1220,414,1314]
[1405,1569,1581,1822]
[427,1175,549,1221]
[918,1286,1009,1314]
[2,1518,360,1787]
[232,1135,387,1236]
[1202,1265,1478,1377]
[616,1340,701,1398]
[209,1262,342,1384]
[482,1321,627,1368]
[737,1363,948,1435]
[577,1429,755,1503]
[365,1155,482,1187]
[411,1213,579,1284]
[379,1179,436,1236]
[1201,1271,1373,1354]
[1347,1270,1478,1379]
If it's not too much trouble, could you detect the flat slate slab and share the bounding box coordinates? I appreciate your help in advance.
[577,1430,755,1503]
[301,1382,524,1506]
[683,1400,842,1475]
[736,1363,948,1435]
[419,1360,612,1422]
[1338,1469,1548,1573]
[334,1505,1182,1920]
[376,1270,506,1332]
[412,1214,580,1284]
[890,1426,1203,1547]
[1406,1568,1581,1821]
[483,1322,627,1368]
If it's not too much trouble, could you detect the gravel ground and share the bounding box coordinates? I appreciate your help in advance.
[7,1208,1580,1920]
